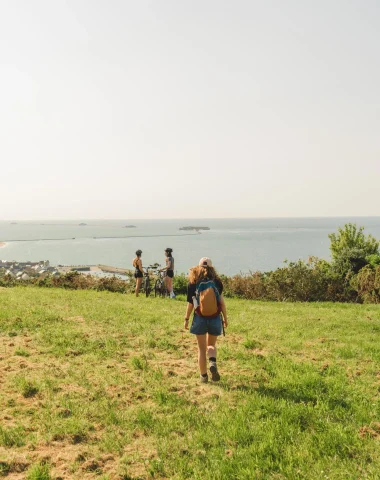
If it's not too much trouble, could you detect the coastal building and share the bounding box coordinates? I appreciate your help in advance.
[0,260,55,279]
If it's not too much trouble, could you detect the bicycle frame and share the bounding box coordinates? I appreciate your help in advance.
[154,270,168,297]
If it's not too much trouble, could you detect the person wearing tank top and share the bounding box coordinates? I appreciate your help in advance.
[159,247,175,298]
[132,249,144,297]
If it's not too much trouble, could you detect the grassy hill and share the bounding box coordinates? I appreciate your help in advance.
[0,287,379,479]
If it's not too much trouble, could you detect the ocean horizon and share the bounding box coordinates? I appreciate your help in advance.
[1,217,380,276]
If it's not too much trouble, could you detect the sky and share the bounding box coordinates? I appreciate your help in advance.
[0,0,379,220]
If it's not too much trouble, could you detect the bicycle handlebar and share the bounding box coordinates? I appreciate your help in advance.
[143,266,161,275]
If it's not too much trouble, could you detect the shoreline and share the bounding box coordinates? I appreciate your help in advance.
[0,242,6,248]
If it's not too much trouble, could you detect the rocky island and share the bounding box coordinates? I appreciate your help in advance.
[179,226,210,231]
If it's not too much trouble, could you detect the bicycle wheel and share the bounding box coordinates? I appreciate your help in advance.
[154,279,161,297]
[145,277,151,297]
[160,281,168,298]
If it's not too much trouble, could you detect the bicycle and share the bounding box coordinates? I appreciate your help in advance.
[154,270,169,298]
[141,266,158,297]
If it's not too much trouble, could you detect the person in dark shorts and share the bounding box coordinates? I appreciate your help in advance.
[132,249,144,296]
[184,257,228,383]
[160,247,175,298]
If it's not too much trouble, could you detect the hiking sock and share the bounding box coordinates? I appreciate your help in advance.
[209,357,216,363]
[201,373,208,378]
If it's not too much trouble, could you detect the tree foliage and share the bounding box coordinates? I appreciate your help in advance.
[329,223,379,259]
[328,223,379,275]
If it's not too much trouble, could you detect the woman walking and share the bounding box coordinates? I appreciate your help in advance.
[132,249,144,296]
[160,247,175,298]
[184,257,228,383]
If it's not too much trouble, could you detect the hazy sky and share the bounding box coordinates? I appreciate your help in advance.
[1,0,379,219]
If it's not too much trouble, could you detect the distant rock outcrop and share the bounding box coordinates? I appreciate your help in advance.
[179,226,210,231]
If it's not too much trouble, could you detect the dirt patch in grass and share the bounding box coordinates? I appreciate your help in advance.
[0,459,30,480]
[66,316,86,323]
[360,423,380,439]
[122,436,158,479]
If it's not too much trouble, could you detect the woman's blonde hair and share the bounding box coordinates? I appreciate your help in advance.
[188,265,220,284]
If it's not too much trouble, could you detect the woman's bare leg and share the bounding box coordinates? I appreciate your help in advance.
[207,334,220,381]
[207,334,218,358]
[135,277,142,296]
[196,334,208,375]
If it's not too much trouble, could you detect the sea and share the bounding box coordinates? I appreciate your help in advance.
[1,218,379,277]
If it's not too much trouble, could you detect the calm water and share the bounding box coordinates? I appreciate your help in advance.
[1,218,380,276]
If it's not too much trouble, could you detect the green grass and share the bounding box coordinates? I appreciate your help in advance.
[0,287,379,479]
[26,462,51,480]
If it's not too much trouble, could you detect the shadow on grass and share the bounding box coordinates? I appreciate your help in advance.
[217,382,319,405]
[256,385,318,405]
[217,381,257,394]
[216,380,352,412]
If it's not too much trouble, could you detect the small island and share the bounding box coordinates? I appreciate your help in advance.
[78,223,87,226]
[179,226,210,231]
[123,225,136,228]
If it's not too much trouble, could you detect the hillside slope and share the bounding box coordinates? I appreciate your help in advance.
[0,287,379,479]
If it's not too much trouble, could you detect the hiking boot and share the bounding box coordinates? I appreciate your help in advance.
[209,362,220,382]
[200,374,208,383]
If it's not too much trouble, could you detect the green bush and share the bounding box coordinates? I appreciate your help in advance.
[222,258,353,303]
[223,272,266,299]
[366,254,380,268]
[332,247,369,275]
[173,272,188,295]
[351,266,380,304]
[329,223,379,276]
[329,223,379,259]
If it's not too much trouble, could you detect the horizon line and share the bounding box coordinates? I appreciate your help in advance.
[1,215,380,222]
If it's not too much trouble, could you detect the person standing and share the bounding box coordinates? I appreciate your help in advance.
[160,247,176,298]
[132,249,144,296]
[184,257,228,383]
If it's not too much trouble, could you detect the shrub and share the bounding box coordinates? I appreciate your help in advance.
[329,224,379,276]
[351,266,380,304]
[173,273,188,295]
[332,247,369,275]
[224,272,266,299]
[329,223,379,259]
[366,254,380,268]
[264,259,336,302]
[96,276,127,293]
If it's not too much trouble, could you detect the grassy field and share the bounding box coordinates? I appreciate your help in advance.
[0,287,379,480]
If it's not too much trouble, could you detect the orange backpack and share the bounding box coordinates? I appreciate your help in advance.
[195,280,222,318]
